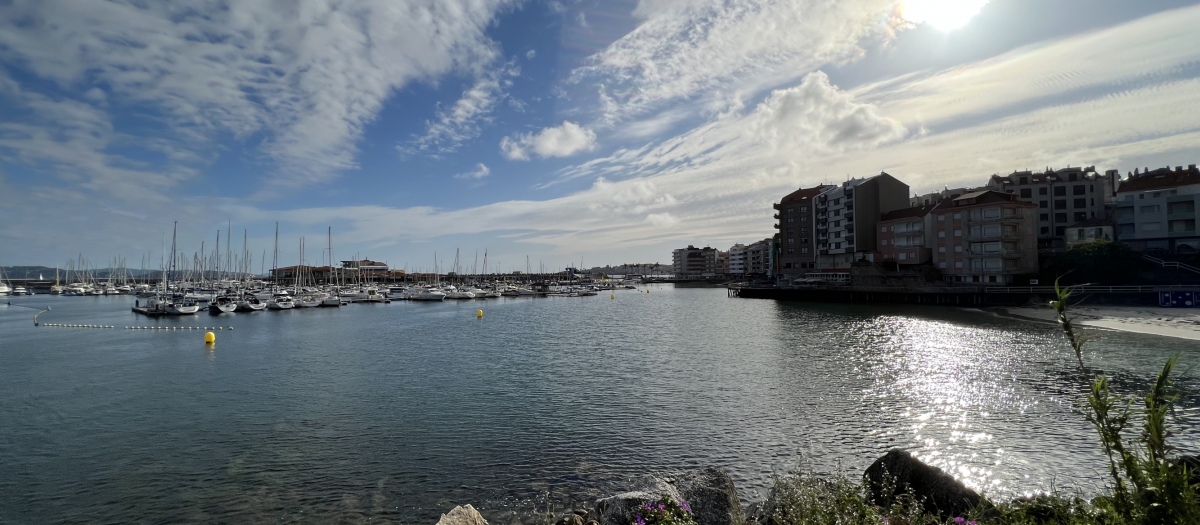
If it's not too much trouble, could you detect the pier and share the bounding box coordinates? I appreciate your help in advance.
[729,284,1200,306]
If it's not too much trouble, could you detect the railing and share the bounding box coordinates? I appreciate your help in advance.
[985,285,1200,293]
[965,248,1023,258]
[1143,254,1200,275]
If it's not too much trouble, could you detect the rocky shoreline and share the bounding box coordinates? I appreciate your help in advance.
[435,450,985,525]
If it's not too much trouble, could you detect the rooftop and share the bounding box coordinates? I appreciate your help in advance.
[880,204,937,222]
[1116,165,1200,193]
[780,184,834,202]
[932,190,1033,210]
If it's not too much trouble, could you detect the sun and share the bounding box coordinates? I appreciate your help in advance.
[902,0,990,31]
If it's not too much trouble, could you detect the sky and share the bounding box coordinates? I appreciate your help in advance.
[1,0,1199,273]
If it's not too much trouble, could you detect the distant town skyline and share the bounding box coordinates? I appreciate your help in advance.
[2,0,1199,269]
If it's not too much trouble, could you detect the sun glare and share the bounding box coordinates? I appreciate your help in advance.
[902,0,990,31]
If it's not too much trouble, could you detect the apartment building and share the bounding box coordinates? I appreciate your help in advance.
[910,187,974,207]
[1114,165,1200,253]
[728,244,747,274]
[745,239,773,276]
[671,245,721,276]
[931,191,1038,284]
[816,172,910,270]
[985,166,1119,249]
[878,204,936,265]
[774,185,833,280]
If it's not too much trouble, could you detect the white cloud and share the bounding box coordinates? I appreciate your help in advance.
[569,0,901,124]
[500,121,597,160]
[752,71,908,153]
[0,0,510,193]
[401,63,520,156]
[453,163,491,179]
[526,49,537,59]
[644,213,679,226]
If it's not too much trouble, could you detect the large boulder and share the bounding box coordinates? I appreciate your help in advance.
[595,475,683,525]
[436,504,489,525]
[595,469,742,525]
[864,449,988,519]
[673,468,745,525]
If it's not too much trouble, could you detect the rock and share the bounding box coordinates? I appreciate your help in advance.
[437,505,488,525]
[864,449,988,519]
[594,469,743,525]
[557,514,584,525]
[595,475,683,525]
[573,509,590,517]
[673,468,745,525]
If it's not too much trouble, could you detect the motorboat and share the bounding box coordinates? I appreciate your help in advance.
[295,293,323,308]
[443,286,475,300]
[208,295,238,313]
[352,287,386,303]
[11,286,29,296]
[143,295,201,315]
[408,288,447,301]
[320,294,344,307]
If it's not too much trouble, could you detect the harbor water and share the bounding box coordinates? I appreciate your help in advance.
[2,287,1198,523]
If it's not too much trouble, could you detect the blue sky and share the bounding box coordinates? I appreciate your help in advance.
[1,0,1199,272]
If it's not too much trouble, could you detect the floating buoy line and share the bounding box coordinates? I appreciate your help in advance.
[41,324,233,331]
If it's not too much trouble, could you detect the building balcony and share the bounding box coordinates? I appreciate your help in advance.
[773,203,781,210]
[773,213,780,220]
[967,216,1024,225]
[774,223,780,229]
[965,248,1024,259]
[966,232,1023,242]
[845,212,854,221]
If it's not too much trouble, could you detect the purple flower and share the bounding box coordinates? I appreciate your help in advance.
[680,501,691,513]
[657,504,665,510]
[953,518,965,524]
[635,514,645,525]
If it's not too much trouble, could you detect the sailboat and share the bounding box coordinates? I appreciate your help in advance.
[143,222,200,315]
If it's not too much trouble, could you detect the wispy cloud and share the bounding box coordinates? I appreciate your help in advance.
[401,62,521,156]
[453,163,491,179]
[0,0,511,194]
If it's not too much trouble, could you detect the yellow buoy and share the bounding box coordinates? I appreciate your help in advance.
[477,310,483,318]
[611,294,615,299]
[204,331,216,343]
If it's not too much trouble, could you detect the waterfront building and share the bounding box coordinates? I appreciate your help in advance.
[341,258,389,276]
[671,245,721,276]
[815,172,910,270]
[270,265,335,283]
[931,190,1038,284]
[985,166,1119,250]
[728,244,747,274]
[1114,164,1200,253]
[1064,218,1115,249]
[744,239,773,276]
[878,204,937,266]
[774,185,835,281]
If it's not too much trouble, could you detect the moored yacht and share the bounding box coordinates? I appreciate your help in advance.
[236,295,267,311]
[209,295,238,313]
[266,294,295,310]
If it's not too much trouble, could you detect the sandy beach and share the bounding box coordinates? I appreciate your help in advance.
[994,305,1200,341]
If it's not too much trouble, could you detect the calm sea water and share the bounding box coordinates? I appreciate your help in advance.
[2,287,1198,524]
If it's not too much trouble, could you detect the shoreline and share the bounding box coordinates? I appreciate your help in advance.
[988,305,1200,341]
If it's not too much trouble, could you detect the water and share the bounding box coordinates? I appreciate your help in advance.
[2,287,1198,524]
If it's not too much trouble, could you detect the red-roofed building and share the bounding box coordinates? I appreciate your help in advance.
[1114,164,1200,252]
[931,191,1038,284]
[878,204,936,266]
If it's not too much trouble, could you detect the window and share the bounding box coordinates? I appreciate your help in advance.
[982,225,1000,237]
[1055,226,1066,236]
[954,229,962,237]
[938,262,947,269]
[1073,185,1085,195]
[800,206,808,212]
[938,247,946,253]
[786,208,793,213]
[1039,213,1049,222]
[938,231,946,238]
[881,226,888,232]
[1074,212,1087,222]
[985,259,1002,270]
[955,261,963,268]
[1054,199,1067,209]
[801,238,809,244]
[954,246,963,252]
[1073,198,1086,208]
[1090,198,1095,206]
[1054,186,1066,196]
[1019,176,1029,185]
[953,213,961,219]
[1168,220,1195,233]
[788,238,794,244]
[787,248,794,254]
[1142,222,1162,231]
[1169,201,1196,214]
[938,215,945,221]
[1140,205,1160,214]
[787,228,794,234]
[1116,207,1134,221]
[881,240,887,246]
[800,227,807,233]
[899,252,907,260]
[983,208,1001,219]
[1039,201,1048,208]
[1040,226,1050,235]
[801,248,809,254]
[787,218,794,223]
[1039,187,1048,195]
[1020,188,1032,198]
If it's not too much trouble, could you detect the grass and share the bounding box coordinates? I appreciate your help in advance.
[758,278,1198,525]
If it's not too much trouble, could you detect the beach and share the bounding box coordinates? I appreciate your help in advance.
[994,304,1200,341]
